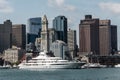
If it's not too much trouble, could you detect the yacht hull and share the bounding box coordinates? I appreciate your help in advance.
[19,62,85,69]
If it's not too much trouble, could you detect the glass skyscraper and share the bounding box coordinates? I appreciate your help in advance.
[26,17,41,44]
[53,16,68,43]
[27,17,41,35]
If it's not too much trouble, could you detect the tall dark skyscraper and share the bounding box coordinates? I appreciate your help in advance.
[26,17,41,44]
[0,20,12,53]
[79,15,99,55]
[53,16,68,43]
[111,25,117,54]
[12,24,26,49]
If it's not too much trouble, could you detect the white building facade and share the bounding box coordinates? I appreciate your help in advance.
[50,40,69,59]
[4,48,25,63]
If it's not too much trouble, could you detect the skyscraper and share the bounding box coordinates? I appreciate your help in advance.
[79,15,118,56]
[0,20,12,53]
[27,17,41,35]
[110,25,117,54]
[79,15,99,55]
[12,24,26,49]
[26,17,41,44]
[41,15,49,52]
[53,16,68,43]
[99,20,111,56]
[67,29,77,58]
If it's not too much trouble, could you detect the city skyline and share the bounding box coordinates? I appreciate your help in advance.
[0,0,120,49]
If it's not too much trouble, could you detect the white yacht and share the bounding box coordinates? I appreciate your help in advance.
[18,51,86,69]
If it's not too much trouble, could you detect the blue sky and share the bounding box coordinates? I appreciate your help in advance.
[0,0,120,49]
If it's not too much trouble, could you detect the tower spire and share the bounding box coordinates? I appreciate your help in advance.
[43,15,48,22]
[41,15,48,31]
[41,15,49,52]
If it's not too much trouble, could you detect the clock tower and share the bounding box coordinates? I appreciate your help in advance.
[41,15,49,52]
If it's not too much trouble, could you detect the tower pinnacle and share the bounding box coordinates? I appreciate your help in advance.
[42,15,48,22]
[41,15,49,52]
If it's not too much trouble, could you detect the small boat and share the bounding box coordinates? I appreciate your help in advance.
[11,64,19,69]
[115,64,120,68]
[81,63,106,68]
[0,65,10,69]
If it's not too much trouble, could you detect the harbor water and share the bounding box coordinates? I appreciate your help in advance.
[0,68,120,80]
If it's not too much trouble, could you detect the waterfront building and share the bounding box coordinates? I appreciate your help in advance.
[0,20,12,53]
[79,15,99,55]
[12,24,26,49]
[53,16,68,43]
[4,47,25,64]
[41,15,49,52]
[99,20,117,56]
[67,29,77,59]
[26,17,41,44]
[99,20,111,56]
[79,15,118,56]
[50,40,70,59]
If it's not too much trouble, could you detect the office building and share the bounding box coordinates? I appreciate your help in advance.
[79,15,118,56]
[4,47,25,63]
[53,16,68,43]
[12,24,26,49]
[79,15,99,55]
[26,17,41,44]
[27,17,41,35]
[0,20,12,53]
[99,20,111,56]
[49,28,58,50]
[111,25,117,54]
[26,33,38,44]
[67,29,77,59]
[51,40,69,59]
